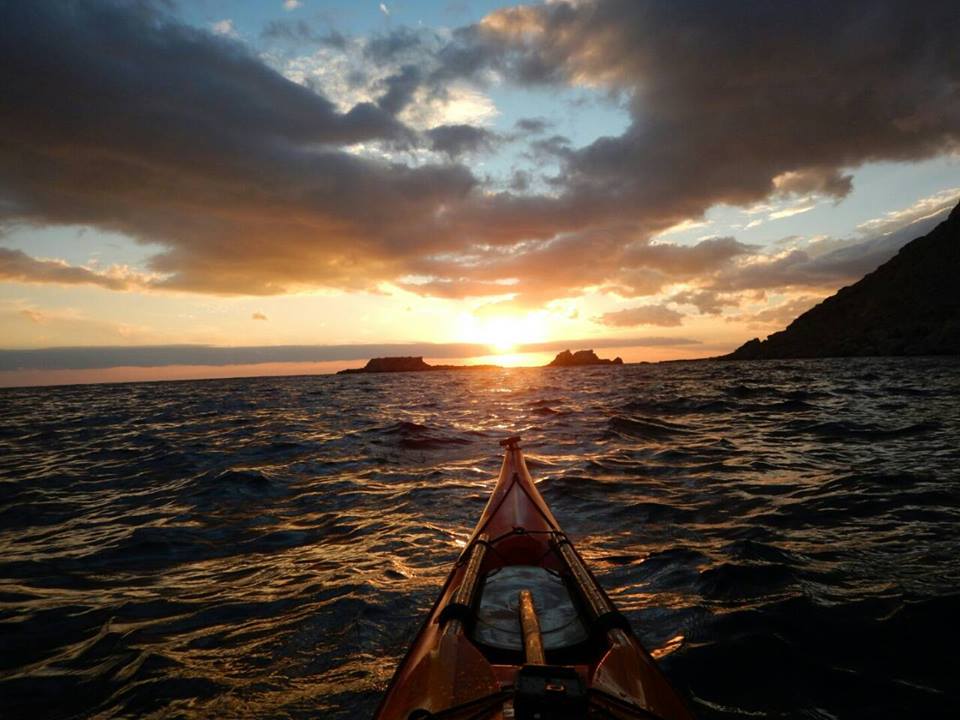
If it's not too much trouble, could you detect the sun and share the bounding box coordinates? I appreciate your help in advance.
[483,317,525,352]
[456,312,547,354]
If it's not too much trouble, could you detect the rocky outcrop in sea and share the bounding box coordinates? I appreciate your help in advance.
[547,349,624,367]
[338,349,624,374]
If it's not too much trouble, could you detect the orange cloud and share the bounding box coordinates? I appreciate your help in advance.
[597,305,684,328]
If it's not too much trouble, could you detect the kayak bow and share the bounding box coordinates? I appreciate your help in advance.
[374,437,693,720]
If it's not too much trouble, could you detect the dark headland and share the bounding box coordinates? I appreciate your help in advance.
[724,200,960,359]
[337,349,622,374]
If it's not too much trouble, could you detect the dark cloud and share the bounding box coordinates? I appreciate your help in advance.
[426,124,499,158]
[514,117,552,135]
[525,135,573,164]
[437,0,958,305]
[452,0,960,243]
[261,19,345,48]
[430,25,498,84]
[0,1,474,295]
[364,26,429,63]
[377,65,423,115]
[509,170,532,192]
[624,237,755,276]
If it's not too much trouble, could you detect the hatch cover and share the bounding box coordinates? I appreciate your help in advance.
[471,565,589,651]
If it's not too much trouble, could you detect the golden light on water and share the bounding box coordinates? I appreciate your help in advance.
[651,635,686,659]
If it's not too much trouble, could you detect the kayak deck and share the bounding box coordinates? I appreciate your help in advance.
[374,437,693,720]
[473,565,589,652]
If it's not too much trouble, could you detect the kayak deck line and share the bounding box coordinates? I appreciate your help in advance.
[374,437,694,720]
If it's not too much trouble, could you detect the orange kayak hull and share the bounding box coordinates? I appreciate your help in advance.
[374,440,693,720]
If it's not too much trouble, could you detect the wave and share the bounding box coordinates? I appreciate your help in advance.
[775,419,943,441]
[622,397,736,415]
[607,415,693,439]
[368,420,474,449]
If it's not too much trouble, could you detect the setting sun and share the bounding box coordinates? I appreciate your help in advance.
[455,312,549,354]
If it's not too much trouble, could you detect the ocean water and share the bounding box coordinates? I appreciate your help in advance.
[1,357,958,719]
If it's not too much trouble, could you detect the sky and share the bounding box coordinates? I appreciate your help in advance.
[1,0,958,386]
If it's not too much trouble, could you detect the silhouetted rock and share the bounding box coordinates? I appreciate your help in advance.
[340,349,625,374]
[338,356,501,374]
[339,356,432,373]
[547,349,624,367]
[725,201,960,359]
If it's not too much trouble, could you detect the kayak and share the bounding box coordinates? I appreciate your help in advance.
[374,437,694,720]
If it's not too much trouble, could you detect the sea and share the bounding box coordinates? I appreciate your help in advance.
[1,357,958,719]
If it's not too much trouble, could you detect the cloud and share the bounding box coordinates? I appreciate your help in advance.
[655,219,711,238]
[397,224,760,313]
[0,2,472,296]
[597,304,685,328]
[773,168,853,199]
[400,83,499,130]
[730,296,821,329]
[711,194,957,292]
[261,20,341,47]
[856,187,960,237]
[768,204,816,220]
[363,26,428,63]
[623,237,755,276]
[508,170,531,192]
[0,247,137,290]
[426,124,499,158]
[210,19,238,38]
[514,117,552,135]
[1,0,958,311]
[400,226,752,308]
[456,0,960,237]
[252,312,268,321]
[279,32,499,131]
[377,65,423,115]
[1,302,158,346]
[670,289,737,315]
[20,308,47,324]
[525,134,573,164]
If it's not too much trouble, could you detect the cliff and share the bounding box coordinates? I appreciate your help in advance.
[726,201,960,359]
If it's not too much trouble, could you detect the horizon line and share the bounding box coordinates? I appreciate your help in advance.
[0,337,702,371]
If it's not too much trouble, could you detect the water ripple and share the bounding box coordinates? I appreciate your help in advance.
[1,357,959,718]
